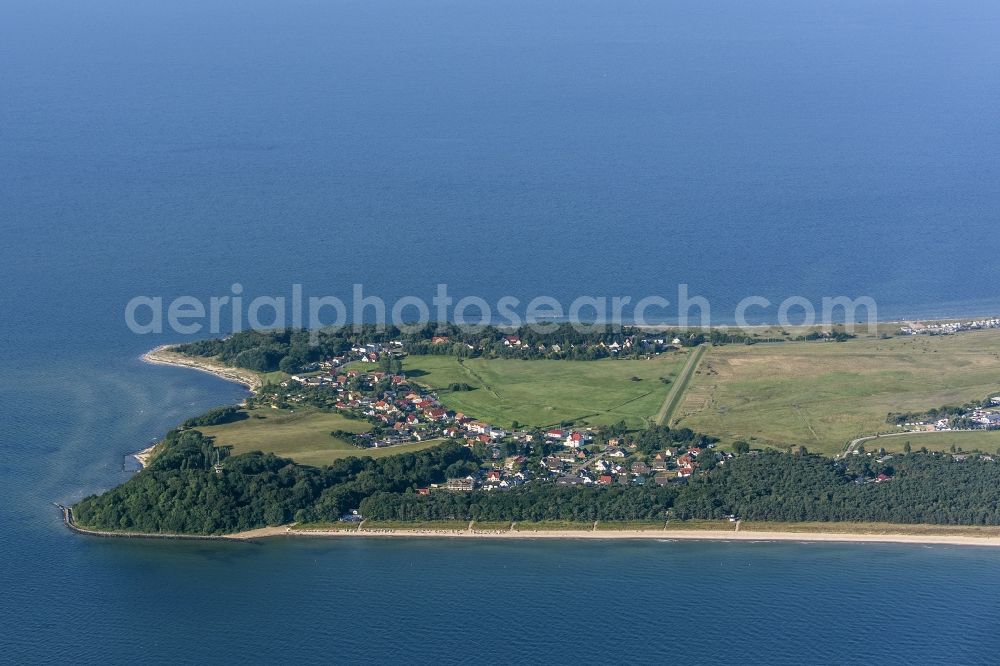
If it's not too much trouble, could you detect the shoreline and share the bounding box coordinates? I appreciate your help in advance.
[133,443,158,468]
[141,344,262,392]
[131,345,261,468]
[60,501,1000,549]
[227,525,1000,547]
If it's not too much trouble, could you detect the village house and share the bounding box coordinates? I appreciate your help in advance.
[543,456,564,472]
[651,452,669,471]
[556,476,586,486]
[445,477,476,492]
[505,455,526,471]
[653,471,676,485]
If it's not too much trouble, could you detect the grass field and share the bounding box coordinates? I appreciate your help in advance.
[195,407,442,466]
[259,370,290,386]
[655,345,706,425]
[403,353,688,430]
[864,430,1000,454]
[675,330,1000,455]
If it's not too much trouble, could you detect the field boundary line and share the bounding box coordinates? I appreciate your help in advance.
[655,345,706,426]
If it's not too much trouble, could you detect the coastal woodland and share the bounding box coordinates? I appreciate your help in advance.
[74,427,1000,534]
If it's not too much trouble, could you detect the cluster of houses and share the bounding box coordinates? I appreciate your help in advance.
[424,439,716,494]
[935,406,1000,431]
[436,437,718,493]
[279,349,603,451]
[541,442,708,487]
[892,397,1000,434]
[270,344,716,492]
[899,318,1000,336]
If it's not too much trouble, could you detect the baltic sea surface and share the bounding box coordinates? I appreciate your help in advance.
[3,1,1000,663]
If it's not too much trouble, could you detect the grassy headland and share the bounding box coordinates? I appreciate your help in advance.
[675,330,1000,455]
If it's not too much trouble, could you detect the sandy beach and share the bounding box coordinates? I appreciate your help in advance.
[225,524,1000,547]
[133,443,159,468]
[130,345,262,467]
[141,344,262,391]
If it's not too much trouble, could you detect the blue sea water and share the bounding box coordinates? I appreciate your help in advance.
[3,1,1000,663]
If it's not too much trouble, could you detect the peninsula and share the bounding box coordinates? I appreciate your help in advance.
[70,322,1000,544]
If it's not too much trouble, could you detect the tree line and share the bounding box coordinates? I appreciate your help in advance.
[74,427,1000,534]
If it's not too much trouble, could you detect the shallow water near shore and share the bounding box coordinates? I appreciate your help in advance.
[4,0,1000,663]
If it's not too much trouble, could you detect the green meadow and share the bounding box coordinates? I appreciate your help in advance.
[872,429,1000,454]
[675,330,1000,455]
[403,353,688,430]
[195,407,441,466]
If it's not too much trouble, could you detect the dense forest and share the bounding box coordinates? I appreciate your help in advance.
[74,429,1000,534]
[360,452,1000,525]
[73,430,477,534]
